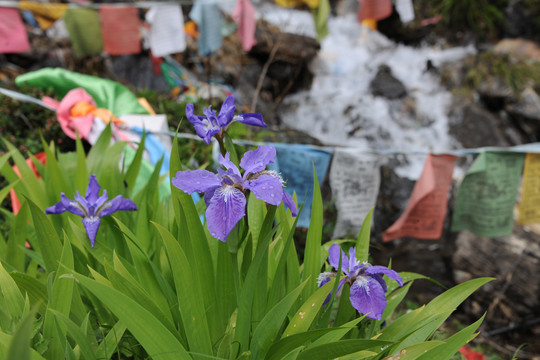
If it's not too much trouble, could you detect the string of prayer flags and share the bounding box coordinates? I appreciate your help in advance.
[99,6,141,55]
[145,4,186,58]
[269,143,332,228]
[232,0,257,51]
[357,0,393,22]
[451,152,524,237]
[517,153,540,225]
[0,8,31,54]
[18,1,68,30]
[330,150,381,239]
[189,0,224,56]
[395,0,415,23]
[313,0,330,41]
[63,8,103,57]
[383,154,456,242]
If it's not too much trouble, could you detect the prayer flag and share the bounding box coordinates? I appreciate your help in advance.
[330,150,381,239]
[18,1,68,30]
[232,0,257,51]
[275,0,319,8]
[395,0,415,23]
[517,153,540,225]
[383,154,456,242]
[0,8,31,54]
[99,6,141,55]
[451,152,524,237]
[189,0,223,56]
[313,0,330,41]
[146,5,186,57]
[357,0,392,22]
[63,8,103,57]
[269,144,331,228]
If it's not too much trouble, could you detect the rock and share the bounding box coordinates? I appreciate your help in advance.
[507,87,540,122]
[504,0,540,42]
[369,64,407,99]
[452,229,540,323]
[494,38,540,62]
[506,87,540,141]
[448,99,518,148]
[477,76,514,112]
[111,55,169,93]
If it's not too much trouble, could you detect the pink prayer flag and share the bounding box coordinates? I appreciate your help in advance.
[382,154,456,242]
[99,6,141,55]
[0,8,31,53]
[232,0,257,51]
[357,0,392,22]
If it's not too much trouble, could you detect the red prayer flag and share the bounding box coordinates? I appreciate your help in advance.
[382,154,456,242]
[0,8,31,53]
[10,152,47,215]
[357,0,392,22]
[99,5,141,55]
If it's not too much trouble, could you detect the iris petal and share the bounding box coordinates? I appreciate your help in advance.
[45,193,85,217]
[206,185,246,241]
[82,216,101,248]
[85,175,101,203]
[172,169,222,194]
[240,145,276,176]
[234,113,267,127]
[365,266,403,287]
[328,244,350,274]
[282,191,298,217]
[100,195,138,217]
[244,174,283,206]
[219,153,242,178]
[217,96,236,127]
[350,275,387,320]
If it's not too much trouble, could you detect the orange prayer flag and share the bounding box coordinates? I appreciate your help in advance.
[10,152,47,215]
[517,153,540,225]
[99,5,141,55]
[383,154,456,242]
[18,1,68,30]
[357,0,392,22]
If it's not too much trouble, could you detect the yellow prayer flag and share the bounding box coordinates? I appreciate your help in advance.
[517,153,540,225]
[18,1,68,30]
[275,0,319,9]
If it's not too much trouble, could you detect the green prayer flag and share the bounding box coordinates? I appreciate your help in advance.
[63,8,103,57]
[313,0,330,41]
[451,152,524,237]
[15,68,148,116]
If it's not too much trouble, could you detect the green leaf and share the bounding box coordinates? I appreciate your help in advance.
[309,317,364,348]
[27,198,63,272]
[0,261,25,320]
[9,272,47,313]
[50,310,97,360]
[124,132,146,195]
[223,132,239,165]
[251,280,308,359]
[233,212,278,353]
[302,166,323,302]
[75,135,89,193]
[6,306,39,360]
[282,279,336,337]
[153,222,213,358]
[296,339,393,360]
[356,208,373,263]
[94,321,127,360]
[416,315,485,360]
[265,328,337,360]
[5,200,27,271]
[86,123,112,173]
[73,272,191,360]
[389,341,445,360]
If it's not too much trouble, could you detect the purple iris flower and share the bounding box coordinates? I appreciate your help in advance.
[172,145,297,241]
[45,175,137,247]
[318,244,403,320]
[186,95,267,144]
